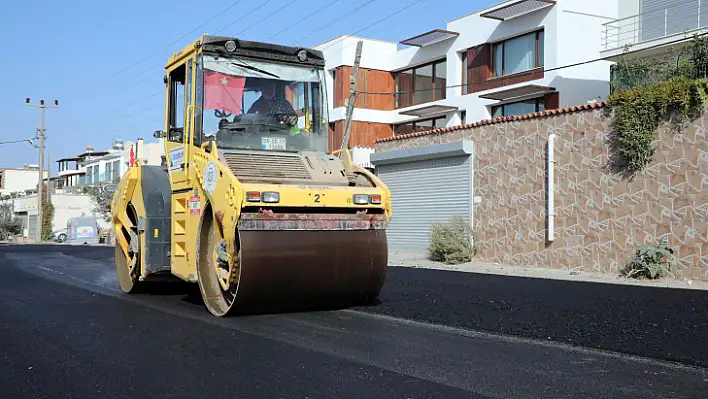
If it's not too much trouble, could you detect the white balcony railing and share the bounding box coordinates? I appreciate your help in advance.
[602,1,708,51]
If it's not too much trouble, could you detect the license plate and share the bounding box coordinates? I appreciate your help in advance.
[261,137,286,151]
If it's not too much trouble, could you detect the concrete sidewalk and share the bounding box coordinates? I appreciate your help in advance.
[388,252,708,291]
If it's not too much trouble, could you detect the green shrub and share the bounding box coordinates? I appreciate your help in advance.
[41,199,54,241]
[607,34,708,178]
[0,202,22,241]
[623,238,674,279]
[428,216,476,265]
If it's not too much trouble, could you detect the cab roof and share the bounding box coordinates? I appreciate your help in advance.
[166,35,326,69]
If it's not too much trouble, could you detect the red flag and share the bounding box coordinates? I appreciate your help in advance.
[204,69,246,115]
[129,146,135,167]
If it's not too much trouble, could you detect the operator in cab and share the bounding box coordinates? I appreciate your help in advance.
[247,81,299,129]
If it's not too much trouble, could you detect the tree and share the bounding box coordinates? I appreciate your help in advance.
[42,199,54,241]
[0,202,22,241]
[86,186,112,222]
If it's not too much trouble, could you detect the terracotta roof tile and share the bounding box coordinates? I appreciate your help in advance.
[376,101,608,143]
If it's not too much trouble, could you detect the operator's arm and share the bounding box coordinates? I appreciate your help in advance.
[246,97,263,114]
[275,98,298,126]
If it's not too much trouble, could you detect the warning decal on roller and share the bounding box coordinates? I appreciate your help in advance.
[190,196,201,215]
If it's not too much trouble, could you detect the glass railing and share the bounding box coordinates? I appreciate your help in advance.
[78,172,122,186]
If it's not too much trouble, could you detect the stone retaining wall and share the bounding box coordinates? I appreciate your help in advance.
[375,104,708,280]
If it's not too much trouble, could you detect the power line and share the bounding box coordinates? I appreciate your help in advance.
[215,0,277,34]
[315,0,429,52]
[81,0,435,139]
[291,0,380,45]
[65,0,250,102]
[66,1,297,133]
[123,92,162,109]
[66,0,296,105]
[67,0,422,106]
[68,72,161,103]
[266,0,345,40]
[73,0,383,131]
[101,116,163,137]
[231,0,303,37]
[354,30,708,95]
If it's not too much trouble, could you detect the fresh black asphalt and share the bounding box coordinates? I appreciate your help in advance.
[36,243,708,368]
[1,244,707,398]
[360,266,708,369]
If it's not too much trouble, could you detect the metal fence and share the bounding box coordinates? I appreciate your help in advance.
[602,1,708,51]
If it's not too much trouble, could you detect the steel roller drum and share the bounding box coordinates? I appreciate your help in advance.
[198,213,388,316]
[234,229,387,309]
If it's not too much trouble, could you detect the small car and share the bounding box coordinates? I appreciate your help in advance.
[50,229,68,243]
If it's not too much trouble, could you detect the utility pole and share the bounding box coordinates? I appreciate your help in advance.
[340,40,363,151]
[25,98,59,242]
[47,150,51,202]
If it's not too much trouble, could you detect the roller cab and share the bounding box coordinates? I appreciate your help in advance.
[111,35,391,316]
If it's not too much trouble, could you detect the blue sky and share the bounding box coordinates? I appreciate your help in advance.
[0,0,495,169]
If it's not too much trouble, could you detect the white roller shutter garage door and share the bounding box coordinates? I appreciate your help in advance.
[372,141,474,254]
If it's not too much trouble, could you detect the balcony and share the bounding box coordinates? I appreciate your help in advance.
[57,168,82,177]
[602,1,708,58]
[79,172,121,186]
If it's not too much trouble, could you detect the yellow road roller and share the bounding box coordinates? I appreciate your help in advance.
[110,35,391,316]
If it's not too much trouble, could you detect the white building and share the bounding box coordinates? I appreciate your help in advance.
[55,139,164,191]
[80,139,165,186]
[600,0,707,60]
[0,165,49,198]
[315,0,617,154]
[12,193,102,240]
[55,146,110,191]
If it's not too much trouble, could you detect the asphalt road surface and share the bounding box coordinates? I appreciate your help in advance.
[1,245,706,399]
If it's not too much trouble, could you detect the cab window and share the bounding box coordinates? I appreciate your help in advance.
[168,64,186,143]
[193,56,204,147]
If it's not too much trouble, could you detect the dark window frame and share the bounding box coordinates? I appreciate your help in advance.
[167,63,187,143]
[193,55,204,147]
[393,115,447,135]
[394,58,447,109]
[491,29,545,78]
[460,51,468,95]
[490,96,545,117]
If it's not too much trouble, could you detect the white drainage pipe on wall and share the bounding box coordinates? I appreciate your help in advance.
[547,133,556,242]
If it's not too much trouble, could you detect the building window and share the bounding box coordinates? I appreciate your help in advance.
[491,97,545,117]
[492,30,544,77]
[330,70,335,96]
[394,59,446,108]
[394,115,446,135]
[112,160,121,181]
[105,162,112,183]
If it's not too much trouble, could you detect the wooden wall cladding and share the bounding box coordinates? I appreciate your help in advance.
[463,43,544,95]
[333,66,395,110]
[329,120,393,151]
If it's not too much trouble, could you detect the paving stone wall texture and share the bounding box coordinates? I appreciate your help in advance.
[375,104,708,280]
